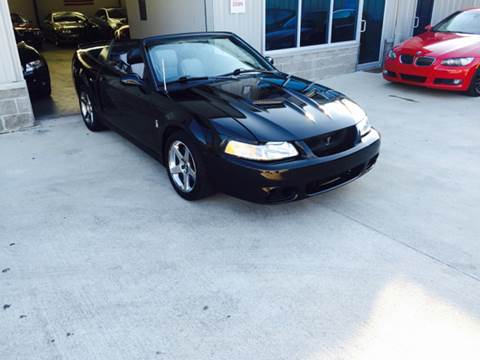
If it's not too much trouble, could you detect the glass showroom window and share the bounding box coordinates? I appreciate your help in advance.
[265,0,360,51]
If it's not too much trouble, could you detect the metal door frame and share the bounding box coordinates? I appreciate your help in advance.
[357,0,389,70]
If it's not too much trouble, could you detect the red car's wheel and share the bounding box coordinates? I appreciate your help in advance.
[467,68,480,97]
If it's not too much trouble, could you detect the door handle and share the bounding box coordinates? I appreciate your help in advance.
[361,20,367,33]
[414,16,420,28]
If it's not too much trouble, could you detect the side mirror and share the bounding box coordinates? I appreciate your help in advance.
[265,56,274,65]
[425,24,433,32]
[120,73,145,87]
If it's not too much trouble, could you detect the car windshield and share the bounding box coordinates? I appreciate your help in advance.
[433,10,480,35]
[148,36,271,84]
[11,13,26,24]
[107,9,126,19]
[54,13,85,22]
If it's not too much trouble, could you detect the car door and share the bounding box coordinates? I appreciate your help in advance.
[99,42,158,149]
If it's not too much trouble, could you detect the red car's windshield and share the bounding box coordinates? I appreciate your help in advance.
[433,10,480,35]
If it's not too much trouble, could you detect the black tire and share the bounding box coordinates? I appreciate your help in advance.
[467,68,480,97]
[78,87,105,132]
[165,130,213,201]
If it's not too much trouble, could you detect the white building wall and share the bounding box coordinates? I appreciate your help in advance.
[431,0,480,23]
[124,0,206,38]
[210,0,263,51]
[120,0,480,81]
[0,0,34,133]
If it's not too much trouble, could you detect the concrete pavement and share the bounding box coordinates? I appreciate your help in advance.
[1,72,480,359]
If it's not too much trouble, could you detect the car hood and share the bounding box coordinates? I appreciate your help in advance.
[170,75,365,142]
[17,42,40,66]
[396,31,480,58]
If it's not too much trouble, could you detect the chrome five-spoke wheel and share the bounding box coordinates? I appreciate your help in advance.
[80,91,94,126]
[168,140,197,193]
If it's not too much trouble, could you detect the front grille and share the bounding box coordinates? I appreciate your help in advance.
[400,54,414,64]
[305,164,364,195]
[415,56,435,66]
[304,126,357,157]
[400,74,427,83]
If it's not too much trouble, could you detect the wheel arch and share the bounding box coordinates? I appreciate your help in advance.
[160,120,211,164]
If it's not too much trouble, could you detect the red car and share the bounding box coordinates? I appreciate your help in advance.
[384,8,480,96]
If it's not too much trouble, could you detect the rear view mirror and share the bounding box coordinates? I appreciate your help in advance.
[265,56,275,65]
[425,24,433,32]
[120,73,144,87]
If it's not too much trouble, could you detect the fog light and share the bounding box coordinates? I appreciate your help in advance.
[453,79,462,85]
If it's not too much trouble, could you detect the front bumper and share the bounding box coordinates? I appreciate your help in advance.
[56,32,82,44]
[209,129,381,204]
[24,66,50,97]
[384,57,479,92]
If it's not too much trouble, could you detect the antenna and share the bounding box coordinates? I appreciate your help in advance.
[161,58,168,94]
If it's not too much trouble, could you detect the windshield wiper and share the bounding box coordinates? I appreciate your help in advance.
[222,68,276,77]
[171,75,235,84]
[176,75,209,82]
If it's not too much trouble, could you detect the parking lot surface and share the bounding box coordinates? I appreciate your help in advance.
[32,44,78,120]
[1,72,480,359]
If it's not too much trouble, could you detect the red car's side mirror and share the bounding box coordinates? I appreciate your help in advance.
[425,24,433,32]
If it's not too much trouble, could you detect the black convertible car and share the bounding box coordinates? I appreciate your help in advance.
[72,32,380,203]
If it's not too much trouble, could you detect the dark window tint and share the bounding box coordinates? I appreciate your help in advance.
[300,0,330,46]
[265,0,299,51]
[332,0,359,42]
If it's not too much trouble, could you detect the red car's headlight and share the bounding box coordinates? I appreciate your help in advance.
[441,57,474,67]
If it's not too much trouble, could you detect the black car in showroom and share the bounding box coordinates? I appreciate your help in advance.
[91,8,128,37]
[18,42,51,98]
[11,13,43,49]
[41,11,99,46]
[72,32,380,203]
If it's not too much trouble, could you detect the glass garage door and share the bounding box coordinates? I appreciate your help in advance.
[358,0,386,66]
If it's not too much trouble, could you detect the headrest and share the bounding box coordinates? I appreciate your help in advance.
[180,58,205,78]
[127,47,143,65]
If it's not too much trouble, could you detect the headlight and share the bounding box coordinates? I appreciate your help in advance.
[387,49,397,60]
[441,57,474,66]
[356,117,371,137]
[225,140,299,161]
[24,59,44,74]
